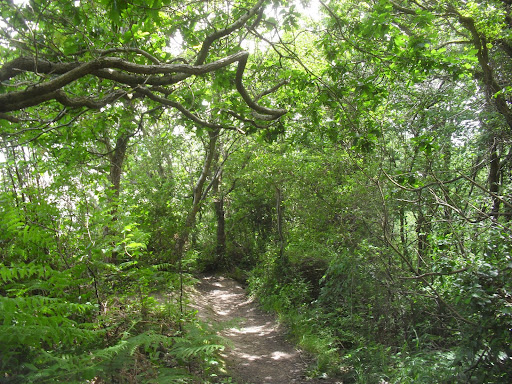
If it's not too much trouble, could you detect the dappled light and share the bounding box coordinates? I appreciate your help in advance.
[1,0,512,382]
[191,276,340,383]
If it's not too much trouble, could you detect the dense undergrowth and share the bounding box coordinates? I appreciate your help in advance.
[245,237,512,384]
[0,194,229,384]
[1,267,226,384]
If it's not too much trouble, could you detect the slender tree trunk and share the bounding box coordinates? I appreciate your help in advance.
[174,129,220,260]
[1,145,20,206]
[175,129,219,323]
[399,206,407,260]
[489,138,500,219]
[214,196,226,265]
[108,135,130,201]
[416,201,430,274]
[211,144,226,268]
[11,146,27,204]
[275,186,285,261]
[102,129,133,263]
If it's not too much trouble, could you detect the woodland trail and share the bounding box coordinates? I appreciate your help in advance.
[189,275,340,384]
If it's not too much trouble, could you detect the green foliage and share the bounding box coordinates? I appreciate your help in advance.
[2,0,512,382]
[0,140,227,382]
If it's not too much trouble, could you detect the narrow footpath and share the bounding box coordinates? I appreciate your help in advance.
[189,275,340,384]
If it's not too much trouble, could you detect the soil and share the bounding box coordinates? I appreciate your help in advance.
[189,275,341,384]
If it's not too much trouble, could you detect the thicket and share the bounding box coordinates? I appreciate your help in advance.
[234,136,512,383]
[2,0,512,383]
[0,155,226,383]
[189,1,512,382]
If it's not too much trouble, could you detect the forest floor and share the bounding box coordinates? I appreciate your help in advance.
[189,275,341,384]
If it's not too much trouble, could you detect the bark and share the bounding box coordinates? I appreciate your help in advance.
[108,134,130,200]
[388,2,512,132]
[101,131,132,262]
[416,211,427,274]
[0,52,286,127]
[415,191,430,274]
[1,144,21,206]
[455,13,512,131]
[212,147,227,268]
[1,53,245,110]
[0,0,287,124]
[399,206,407,258]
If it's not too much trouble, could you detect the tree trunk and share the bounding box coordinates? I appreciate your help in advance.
[275,186,285,261]
[174,129,220,260]
[103,129,133,263]
[214,196,226,266]
[210,142,227,268]
[108,134,130,201]
[489,138,500,219]
[399,206,407,260]
[416,206,430,274]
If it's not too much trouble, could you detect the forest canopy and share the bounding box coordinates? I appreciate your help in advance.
[1,0,512,383]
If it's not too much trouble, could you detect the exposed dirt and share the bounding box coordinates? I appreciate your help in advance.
[189,275,341,384]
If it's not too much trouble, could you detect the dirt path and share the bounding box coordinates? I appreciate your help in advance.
[189,275,339,384]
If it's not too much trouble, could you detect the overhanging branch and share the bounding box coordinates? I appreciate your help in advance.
[0,50,287,123]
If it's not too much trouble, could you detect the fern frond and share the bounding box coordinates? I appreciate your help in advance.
[171,343,225,360]
[0,262,54,282]
[152,263,173,271]
[170,322,226,362]
[94,331,171,361]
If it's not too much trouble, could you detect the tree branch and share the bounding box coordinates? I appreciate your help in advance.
[194,0,267,65]
[0,113,22,123]
[136,87,225,130]
[235,53,287,119]
[0,51,287,121]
